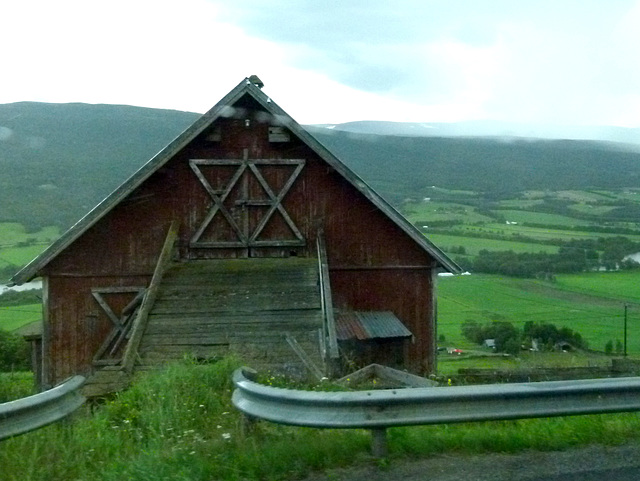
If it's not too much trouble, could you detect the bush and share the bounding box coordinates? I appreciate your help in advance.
[0,328,30,371]
[523,322,587,350]
[461,320,521,354]
[605,340,613,355]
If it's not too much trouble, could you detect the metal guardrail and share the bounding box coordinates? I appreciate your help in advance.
[0,375,86,441]
[232,368,640,456]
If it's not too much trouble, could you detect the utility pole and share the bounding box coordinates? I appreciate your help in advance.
[624,303,628,357]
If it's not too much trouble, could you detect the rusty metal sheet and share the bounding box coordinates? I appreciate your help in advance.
[335,311,367,341]
[336,311,412,341]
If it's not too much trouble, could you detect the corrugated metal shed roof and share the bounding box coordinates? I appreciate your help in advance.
[336,311,412,341]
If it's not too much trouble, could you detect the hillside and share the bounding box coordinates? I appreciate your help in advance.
[0,102,198,229]
[1,102,640,230]
[307,128,640,204]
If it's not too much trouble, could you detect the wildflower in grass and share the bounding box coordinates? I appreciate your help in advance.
[222,432,231,440]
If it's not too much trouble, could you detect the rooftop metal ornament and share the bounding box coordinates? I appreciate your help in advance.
[248,75,264,89]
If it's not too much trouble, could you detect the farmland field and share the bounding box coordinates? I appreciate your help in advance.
[437,273,640,354]
[491,209,593,226]
[403,201,493,224]
[0,223,59,245]
[455,223,640,242]
[0,223,59,281]
[426,233,559,255]
[552,271,640,302]
[0,303,41,331]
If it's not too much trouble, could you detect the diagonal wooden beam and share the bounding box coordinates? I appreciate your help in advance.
[248,160,305,243]
[122,221,179,373]
[189,160,247,245]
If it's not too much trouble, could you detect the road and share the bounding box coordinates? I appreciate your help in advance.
[301,442,640,481]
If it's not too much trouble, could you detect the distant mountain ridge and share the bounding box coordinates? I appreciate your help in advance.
[312,120,640,147]
[1,102,640,230]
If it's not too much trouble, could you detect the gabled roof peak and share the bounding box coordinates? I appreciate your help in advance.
[10,77,460,285]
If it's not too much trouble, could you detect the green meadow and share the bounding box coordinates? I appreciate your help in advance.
[455,223,640,242]
[437,273,639,354]
[0,223,59,281]
[426,233,560,256]
[4,359,640,481]
[0,303,41,331]
[491,209,594,226]
[404,201,494,224]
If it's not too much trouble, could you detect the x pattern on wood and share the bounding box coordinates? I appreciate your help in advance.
[189,158,306,249]
[90,287,146,366]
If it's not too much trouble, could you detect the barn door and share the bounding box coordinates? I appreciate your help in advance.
[189,156,305,257]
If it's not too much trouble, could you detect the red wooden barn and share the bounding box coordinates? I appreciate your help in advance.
[12,77,460,395]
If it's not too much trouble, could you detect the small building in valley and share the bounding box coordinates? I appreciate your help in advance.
[11,77,460,395]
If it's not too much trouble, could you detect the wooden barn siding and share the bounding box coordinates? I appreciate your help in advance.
[44,275,150,385]
[330,269,435,373]
[39,100,437,384]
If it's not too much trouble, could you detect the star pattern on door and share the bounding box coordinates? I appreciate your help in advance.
[189,158,305,248]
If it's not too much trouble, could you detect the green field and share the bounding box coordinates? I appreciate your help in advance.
[437,273,639,354]
[0,244,51,267]
[404,201,493,224]
[492,209,592,226]
[455,223,640,242]
[553,271,640,302]
[0,223,59,281]
[426,233,559,256]
[0,303,41,331]
[568,204,618,216]
[0,223,59,245]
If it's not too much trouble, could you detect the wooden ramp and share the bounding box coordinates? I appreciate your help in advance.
[135,257,324,378]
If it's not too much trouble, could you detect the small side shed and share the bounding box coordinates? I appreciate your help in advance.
[11,77,460,394]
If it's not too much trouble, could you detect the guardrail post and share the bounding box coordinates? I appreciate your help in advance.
[370,428,388,458]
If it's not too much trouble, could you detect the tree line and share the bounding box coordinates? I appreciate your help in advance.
[462,320,587,356]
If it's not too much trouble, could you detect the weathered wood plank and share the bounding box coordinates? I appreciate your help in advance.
[122,222,178,373]
[134,256,323,374]
[150,299,321,314]
[144,322,322,336]
[317,232,338,360]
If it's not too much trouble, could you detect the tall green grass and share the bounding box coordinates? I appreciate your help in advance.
[3,358,640,481]
[0,371,34,402]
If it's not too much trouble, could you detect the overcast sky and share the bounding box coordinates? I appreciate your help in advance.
[2,0,640,127]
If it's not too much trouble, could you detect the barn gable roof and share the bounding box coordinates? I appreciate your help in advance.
[11,77,460,285]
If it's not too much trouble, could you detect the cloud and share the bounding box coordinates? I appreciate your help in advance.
[1,0,639,127]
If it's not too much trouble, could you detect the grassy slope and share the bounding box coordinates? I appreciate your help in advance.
[0,303,41,331]
[0,223,59,279]
[3,359,640,481]
[491,209,594,226]
[426,233,560,255]
[437,273,640,354]
[456,223,640,242]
